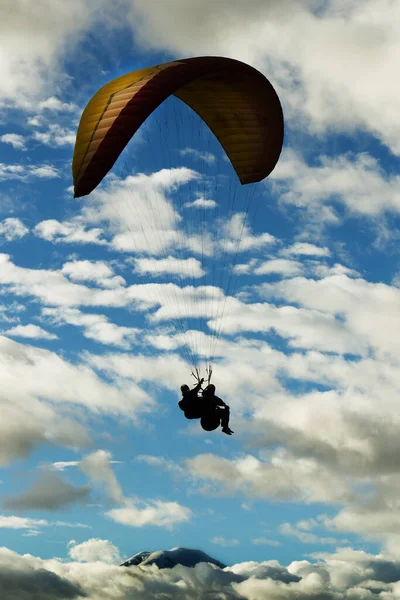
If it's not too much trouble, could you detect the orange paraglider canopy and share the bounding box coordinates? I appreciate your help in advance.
[72,56,284,198]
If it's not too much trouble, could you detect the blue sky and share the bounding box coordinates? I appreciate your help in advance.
[1,1,400,598]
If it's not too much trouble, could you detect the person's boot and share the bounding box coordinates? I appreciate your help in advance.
[222,427,234,435]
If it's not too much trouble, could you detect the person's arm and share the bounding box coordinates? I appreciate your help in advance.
[214,395,227,407]
[193,378,204,393]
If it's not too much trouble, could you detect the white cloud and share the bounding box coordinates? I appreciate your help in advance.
[37,97,78,113]
[43,307,140,349]
[179,147,216,164]
[282,242,331,257]
[280,522,337,545]
[4,544,400,600]
[258,274,400,359]
[0,515,89,535]
[0,335,153,465]
[33,125,76,147]
[0,133,26,150]
[26,164,60,179]
[0,163,59,181]
[222,213,277,253]
[310,262,359,279]
[233,259,258,275]
[4,324,57,340]
[271,149,400,219]
[252,538,281,547]
[68,538,121,564]
[0,515,47,530]
[254,259,304,277]
[34,219,107,246]
[125,0,400,155]
[0,301,26,325]
[0,255,222,345]
[2,471,91,510]
[106,499,192,529]
[184,196,217,209]
[0,0,115,109]
[0,218,29,241]
[61,260,125,288]
[133,256,205,279]
[208,297,364,355]
[86,168,201,255]
[186,452,352,505]
[80,450,124,505]
[211,536,240,547]
[51,461,79,471]
[0,253,105,307]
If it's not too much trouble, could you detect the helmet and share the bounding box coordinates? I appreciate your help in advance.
[180,384,190,394]
[203,384,215,395]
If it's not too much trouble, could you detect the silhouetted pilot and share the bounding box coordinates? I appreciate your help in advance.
[202,384,234,435]
[178,380,234,435]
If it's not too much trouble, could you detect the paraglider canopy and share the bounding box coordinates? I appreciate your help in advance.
[72,56,284,198]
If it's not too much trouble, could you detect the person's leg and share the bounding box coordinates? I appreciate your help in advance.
[215,406,233,433]
[184,410,202,420]
[219,406,230,429]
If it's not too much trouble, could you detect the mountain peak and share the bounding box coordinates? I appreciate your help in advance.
[121,547,226,570]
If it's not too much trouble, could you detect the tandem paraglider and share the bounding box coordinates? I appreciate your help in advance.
[178,370,233,435]
[72,55,284,432]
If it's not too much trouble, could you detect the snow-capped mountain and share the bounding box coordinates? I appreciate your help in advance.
[120,547,226,569]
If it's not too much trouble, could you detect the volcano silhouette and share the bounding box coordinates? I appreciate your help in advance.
[121,547,226,570]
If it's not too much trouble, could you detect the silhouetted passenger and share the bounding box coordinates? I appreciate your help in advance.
[202,384,234,435]
[178,380,234,435]
[178,379,204,416]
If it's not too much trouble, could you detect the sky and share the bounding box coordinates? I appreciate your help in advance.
[1,0,400,598]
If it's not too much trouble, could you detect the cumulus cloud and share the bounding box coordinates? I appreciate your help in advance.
[0,0,115,109]
[37,97,78,113]
[282,242,331,257]
[184,197,217,209]
[4,324,58,340]
[61,260,126,288]
[0,163,59,181]
[80,450,124,505]
[280,522,338,545]
[0,218,29,241]
[2,471,91,511]
[133,256,206,279]
[33,124,76,147]
[68,538,121,564]
[252,538,281,547]
[253,258,304,277]
[185,452,352,505]
[271,149,400,219]
[106,499,192,530]
[0,254,223,340]
[0,515,90,536]
[34,220,107,246]
[0,551,85,600]
[4,544,400,600]
[258,273,400,359]
[0,335,153,465]
[179,147,216,164]
[42,307,140,349]
[51,461,80,471]
[211,536,240,547]
[86,168,204,256]
[0,133,26,150]
[0,515,47,531]
[125,0,400,155]
[222,213,276,253]
[208,297,365,355]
